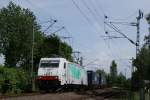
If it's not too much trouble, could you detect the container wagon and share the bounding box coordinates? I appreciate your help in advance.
[87,70,106,89]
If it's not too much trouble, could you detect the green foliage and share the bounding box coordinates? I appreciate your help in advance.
[38,34,73,61]
[110,60,117,84]
[106,72,130,89]
[0,2,73,93]
[0,2,73,70]
[133,46,150,80]
[132,38,150,91]
[115,72,126,87]
[96,69,106,76]
[131,71,140,90]
[0,2,43,68]
[107,61,131,88]
[0,66,31,93]
[146,13,150,24]
[132,13,150,82]
[131,14,150,91]
[60,41,73,61]
[106,74,111,87]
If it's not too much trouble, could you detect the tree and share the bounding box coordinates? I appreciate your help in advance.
[116,72,126,87]
[0,2,73,93]
[133,46,150,80]
[96,69,106,76]
[0,2,43,68]
[131,14,150,93]
[132,14,150,81]
[110,60,118,84]
[0,2,73,70]
[38,34,73,61]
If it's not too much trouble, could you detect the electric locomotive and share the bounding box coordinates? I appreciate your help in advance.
[37,57,87,90]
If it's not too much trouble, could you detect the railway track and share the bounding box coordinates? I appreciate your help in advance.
[0,86,71,99]
[0,92,42,99]
[0,88,128,100]
[0,88,78,99]
[76,88,128,99]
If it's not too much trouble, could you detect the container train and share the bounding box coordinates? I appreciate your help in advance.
[37,57,106,91]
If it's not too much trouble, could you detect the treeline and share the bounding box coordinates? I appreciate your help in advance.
[106,60,131,89]
[0,2,72,93]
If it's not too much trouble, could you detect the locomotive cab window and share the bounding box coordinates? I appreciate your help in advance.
[40,60,59,68]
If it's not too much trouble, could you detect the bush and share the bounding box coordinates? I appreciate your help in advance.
[0,65,31,94]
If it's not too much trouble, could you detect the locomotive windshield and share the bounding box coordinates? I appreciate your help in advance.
[40,60,59,68]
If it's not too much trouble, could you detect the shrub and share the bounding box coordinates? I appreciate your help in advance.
[0,65,31,93]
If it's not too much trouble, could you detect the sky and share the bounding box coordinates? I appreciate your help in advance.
[0,0,150,78]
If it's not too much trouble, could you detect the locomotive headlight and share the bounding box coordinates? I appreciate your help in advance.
[39,76,42,79]
[37,76,41,79]
[55,76,58,79]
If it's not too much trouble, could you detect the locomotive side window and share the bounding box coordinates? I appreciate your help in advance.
[64,63,66,69]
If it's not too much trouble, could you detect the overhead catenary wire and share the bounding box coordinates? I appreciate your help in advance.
[49,26,64,35]
[104,21,137,46]
[71,0,104,33]
[72,0,131,67]
[24,0,74,51]
[95,0,106,16]
[106,10,138,21]
[25,0,74,42]
[24,0,131,71]
[71,0,94,26]
[80,0,118,59]
[88,0,134,63]
[63,27,74,48]
[81,0,104,27]
[79,0,134,74]
[103,25,131,66]
[103,10,143,78]
[108,21,135,26]
[103,17,126,59]
[90,1,135,64]
[71,0,107,47]
[71,0,122,62]
[43,19,57,33]
[87,0,104,20]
